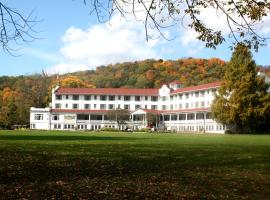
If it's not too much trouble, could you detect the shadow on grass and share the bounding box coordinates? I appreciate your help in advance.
[0,135,146,141]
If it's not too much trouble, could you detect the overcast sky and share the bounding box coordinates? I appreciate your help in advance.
[0,0,269,76]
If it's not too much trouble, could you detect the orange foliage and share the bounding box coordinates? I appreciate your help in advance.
[146,70,155,81]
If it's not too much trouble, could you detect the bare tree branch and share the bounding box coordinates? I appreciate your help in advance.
[0,2,38,54]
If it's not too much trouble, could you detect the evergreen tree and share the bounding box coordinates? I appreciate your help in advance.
[212,43,270,133]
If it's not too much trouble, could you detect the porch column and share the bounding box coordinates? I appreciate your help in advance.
[203,112,206,133]
[131,113,134,130]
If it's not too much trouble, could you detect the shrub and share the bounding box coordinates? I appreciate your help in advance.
[100,127,120,132]
[225,130,233,134]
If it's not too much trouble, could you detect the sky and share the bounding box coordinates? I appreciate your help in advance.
[0,0,269,76]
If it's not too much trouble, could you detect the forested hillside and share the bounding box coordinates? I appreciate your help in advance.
[0,58,269,128]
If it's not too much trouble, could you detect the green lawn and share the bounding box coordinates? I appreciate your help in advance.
[0,131,270,199]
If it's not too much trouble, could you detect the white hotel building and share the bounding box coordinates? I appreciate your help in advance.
[30,81,226,133]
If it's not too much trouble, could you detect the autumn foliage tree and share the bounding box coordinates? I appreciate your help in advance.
[212,44,270,132]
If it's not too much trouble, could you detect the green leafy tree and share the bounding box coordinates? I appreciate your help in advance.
[146,113,160,127]
[106,109,130,130]
[212,43,270,132]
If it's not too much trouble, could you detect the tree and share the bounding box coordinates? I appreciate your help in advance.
[1,1,270,52]
[60,75,87,88]
[0,87,18,128]
[107,109,130,130]
[212,43,270,132]
[146,113,160,127]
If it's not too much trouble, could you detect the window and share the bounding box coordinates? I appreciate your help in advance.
[84,104,90,109]
[117,104,121,109]
[90,115,103,120]
[145,96,148,101]
[72,104,78,109]
[84,95,91,100]
[77,114,89,120]
[124,96,130,101]
[52,115,59,121]
[178,104,182,109]
[34,114,43,120]
[100,104,106,109]
[196,113,204,120]
[118,96,121,100]
[185,93,189,99]
[108,104,114,109]
[171,114,177,121]
[195,92,199,97]
[178,94,182,99]
[66,95,69,99]
[135,105,141,109]
[65,104,68,108]
[151,96,158,102]
[94,95,97,100]
[162,96,166,101]
[179,114,186,120]
[212,89,217,93]
[94,104,97,109]
[195,102,199,108]
[124,104,130,109]
[170,96,173,101]
[164,115,170,121]
[54,124,61,129]
[100,95,107,101]
[201,101,205,107]
[170,105,173,110]
[187,113,195,120]
[151,105,157,110]
[135,96,141,101]
[162,105,166,110]
[185,103,189,109]
[144,105,148,109]
[109,96,115,101]
[200,91,205,97]
[56,95,62,100]
[55,103,61,109]
[73,95,79,100]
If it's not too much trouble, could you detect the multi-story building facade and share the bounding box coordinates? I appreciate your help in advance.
[30,81,226,133]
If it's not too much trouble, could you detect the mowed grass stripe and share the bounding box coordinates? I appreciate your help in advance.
[0,130,269,199]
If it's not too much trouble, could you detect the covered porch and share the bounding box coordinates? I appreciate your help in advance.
[130,109,162,130]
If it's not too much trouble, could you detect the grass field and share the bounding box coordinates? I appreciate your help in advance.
[0,130,270,199]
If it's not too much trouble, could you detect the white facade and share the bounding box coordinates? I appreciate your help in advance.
[30,108,51,130]
[30,82,226,133]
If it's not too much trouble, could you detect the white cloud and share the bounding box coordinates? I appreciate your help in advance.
[46,62,88,74]
[46,15,160,74]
